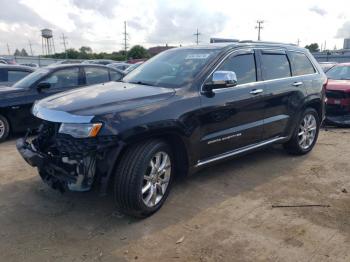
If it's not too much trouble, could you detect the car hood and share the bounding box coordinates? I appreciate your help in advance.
[34,81,175,120]
[326,79,350,93]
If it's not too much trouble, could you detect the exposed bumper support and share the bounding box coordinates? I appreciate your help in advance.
[17,134,122,195]
[16,138,45,168]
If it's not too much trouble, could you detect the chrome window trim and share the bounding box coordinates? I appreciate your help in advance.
[200,48,256,94]
[200,47,320,94]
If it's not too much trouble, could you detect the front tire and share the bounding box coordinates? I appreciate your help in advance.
[284,108,320,155]
[0,114,10,142]
[114,139,174,218]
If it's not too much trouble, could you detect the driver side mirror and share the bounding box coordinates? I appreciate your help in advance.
[36,82,51,92]
[203,71,238,93]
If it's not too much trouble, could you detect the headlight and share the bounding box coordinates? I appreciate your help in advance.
[58,123,102,138]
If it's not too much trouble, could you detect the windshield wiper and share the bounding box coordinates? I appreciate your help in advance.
[129,81,154,86]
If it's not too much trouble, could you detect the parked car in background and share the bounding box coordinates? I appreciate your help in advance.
[52,60,83,65]
[17,42,325,217]
[325,63,350,126]
[0,65,35,87]
[20,63,39,68]
[319,62,337,73]
[82,59,116,65]
[107,62,131,71]
[0,57,16,65]
[0,64,124,141]
[123,61,143,74]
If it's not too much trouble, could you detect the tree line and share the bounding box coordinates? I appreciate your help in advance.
[45,45,150,61]
[12,45,150,61]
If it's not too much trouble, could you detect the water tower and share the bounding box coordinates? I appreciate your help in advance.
[41,29,56,55]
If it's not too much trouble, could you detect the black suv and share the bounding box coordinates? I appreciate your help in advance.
[0,64,124,141]
[17,42,326,217]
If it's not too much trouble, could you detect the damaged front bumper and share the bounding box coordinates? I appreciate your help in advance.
[17,123,122,194]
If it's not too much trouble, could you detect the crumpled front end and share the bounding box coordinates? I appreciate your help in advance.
[17,121,121,193]
[325,90,350,126]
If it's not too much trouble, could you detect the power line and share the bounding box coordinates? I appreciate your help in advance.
[6,43,11,55]
[194,28,201,45]
[255,20,264,41]
[28,40,34,56]
[60,33,68,58]
[123,21,129,59]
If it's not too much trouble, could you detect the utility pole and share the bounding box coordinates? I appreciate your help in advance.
[123,21,128,60]
[194,28,201,45]
[28,40,34,56]
[297,39,301,46]
[60,33,68,58]
[255,20,264,41]
[6,43,11,55]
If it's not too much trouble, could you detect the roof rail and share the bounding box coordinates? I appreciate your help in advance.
[238,40,297,46]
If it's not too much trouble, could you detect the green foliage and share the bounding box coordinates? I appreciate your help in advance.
[305,43,320,53]
[79,46,92,53]
[127,45,150,59]
[44,46,127,61]
[14,48,29,56]
[14,49,21,56]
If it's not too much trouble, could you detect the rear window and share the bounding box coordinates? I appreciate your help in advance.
[261,53,291,80]
[326,65,350,80]
[289,52,315,76]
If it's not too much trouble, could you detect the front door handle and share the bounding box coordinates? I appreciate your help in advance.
[249,89,264,95]
[292,81,303,87]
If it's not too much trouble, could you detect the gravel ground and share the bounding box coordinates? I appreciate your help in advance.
[0,128,350,262]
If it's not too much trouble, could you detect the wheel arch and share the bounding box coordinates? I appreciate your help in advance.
[120,129,191,178]
[0,108,11,131]
[303,97,323,121]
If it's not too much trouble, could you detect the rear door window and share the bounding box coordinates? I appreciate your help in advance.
[289,52,316,76]
[218,53,257,85]
[85,67,110,85]
[261,53,291,80]
[0,69,7,82]
[8,70,31,83]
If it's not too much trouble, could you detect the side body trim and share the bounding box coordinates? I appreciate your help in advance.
[196,136,287,167]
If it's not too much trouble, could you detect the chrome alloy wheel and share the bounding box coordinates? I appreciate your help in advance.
[298,114,317,150]
[0,119,5,139]
[142,151,171,207]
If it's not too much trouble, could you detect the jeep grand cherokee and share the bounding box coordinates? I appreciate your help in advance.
[17,41,326,217]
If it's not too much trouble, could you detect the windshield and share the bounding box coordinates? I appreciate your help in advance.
[326,65,350,80]
[123,48,220,88]
[13,68,49,89]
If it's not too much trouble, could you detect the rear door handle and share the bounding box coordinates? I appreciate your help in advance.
[249,89,264,95]
[292,81,303,87]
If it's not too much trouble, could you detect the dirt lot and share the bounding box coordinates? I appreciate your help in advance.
[0,128,350,262]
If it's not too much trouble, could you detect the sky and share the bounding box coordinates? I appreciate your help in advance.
[0,0,350,55]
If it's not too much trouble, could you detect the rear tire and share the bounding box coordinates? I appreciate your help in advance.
[0,114,10,142]
[284,108,320,155]
[114,139,174,218]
